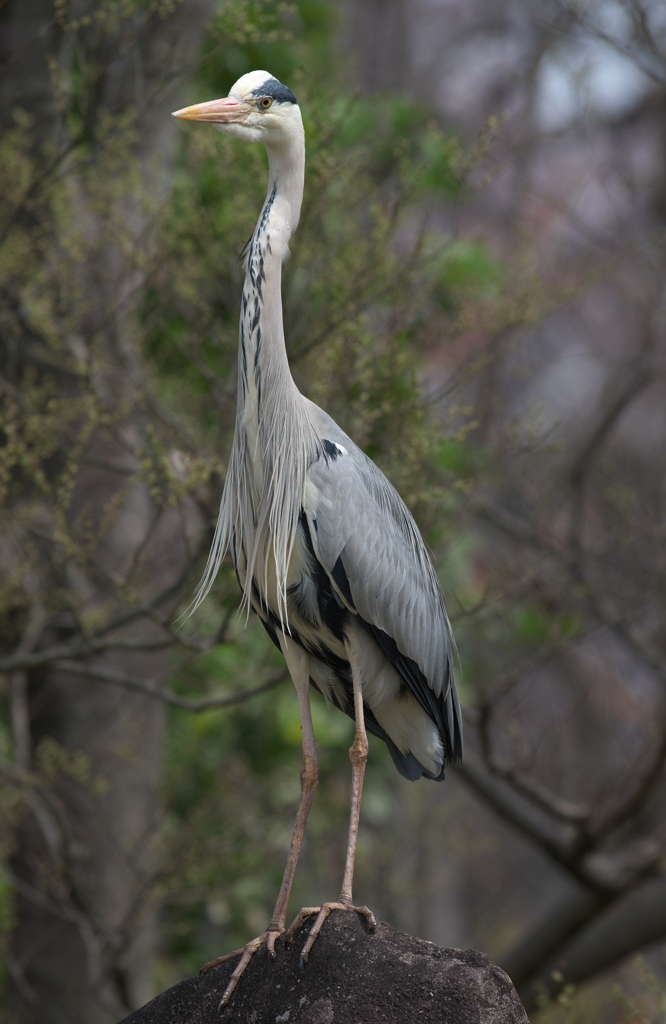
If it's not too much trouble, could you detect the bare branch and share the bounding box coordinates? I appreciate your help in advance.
[484,754,591,825]
[3,951,39,1005]
[9,604,48,770]
[458,748,589,879]
[569,366,652,491]
[592,728,666,837]
[54,658,288,710]
[501,885,609,990]
[516,875,666,1010]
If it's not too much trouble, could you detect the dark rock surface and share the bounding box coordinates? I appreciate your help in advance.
[119,912,530,1024]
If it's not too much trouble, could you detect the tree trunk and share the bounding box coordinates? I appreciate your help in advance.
[1,1,213,1019]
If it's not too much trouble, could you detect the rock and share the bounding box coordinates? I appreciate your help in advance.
[119,912,530,1024]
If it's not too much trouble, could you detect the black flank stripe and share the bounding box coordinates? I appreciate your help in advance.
[331,556,354,608]
[299,513,347,641]
[327,553,448,738]
[360,617,447,737]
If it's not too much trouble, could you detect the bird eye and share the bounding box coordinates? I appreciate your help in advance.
[259,96,273,109]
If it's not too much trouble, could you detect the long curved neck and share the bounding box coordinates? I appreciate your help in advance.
[238,131,306,459]
[190,113,315,623]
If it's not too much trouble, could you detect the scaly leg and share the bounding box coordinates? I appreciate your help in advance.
[284,634,377,964]
[201,640,319,1009]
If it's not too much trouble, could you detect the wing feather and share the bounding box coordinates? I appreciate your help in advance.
[305,433,462,766]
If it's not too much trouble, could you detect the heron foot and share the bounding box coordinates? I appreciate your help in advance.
[200,927,284,1010]
[284,901,377,967]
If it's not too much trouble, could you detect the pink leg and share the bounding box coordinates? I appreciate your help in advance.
[201,640,319,1009]
[284,634,376,964]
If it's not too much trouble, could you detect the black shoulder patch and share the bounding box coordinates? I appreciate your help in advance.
[322,438,341,461]
[251,77,297,105]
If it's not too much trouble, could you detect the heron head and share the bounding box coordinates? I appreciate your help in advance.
[172,70,302,146]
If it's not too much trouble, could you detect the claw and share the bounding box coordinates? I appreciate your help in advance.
[201,928,284,1009]
[203,904,376,1010]
[285,901,377,967]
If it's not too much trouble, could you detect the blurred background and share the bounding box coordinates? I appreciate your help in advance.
[1,1,666,1021]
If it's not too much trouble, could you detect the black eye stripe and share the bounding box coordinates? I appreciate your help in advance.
[250,78,297,105]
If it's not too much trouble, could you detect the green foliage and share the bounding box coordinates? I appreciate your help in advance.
[437,239,501,298]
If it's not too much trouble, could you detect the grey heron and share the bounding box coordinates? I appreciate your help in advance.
[173,70,462,1009]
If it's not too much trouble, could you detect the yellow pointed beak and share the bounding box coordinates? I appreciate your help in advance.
[172,97,251,124]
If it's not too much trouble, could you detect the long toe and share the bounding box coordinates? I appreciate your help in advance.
[200,928,284,1009]
[284,902,377,967]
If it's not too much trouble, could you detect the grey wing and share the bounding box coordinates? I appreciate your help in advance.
[305,438,462,766]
